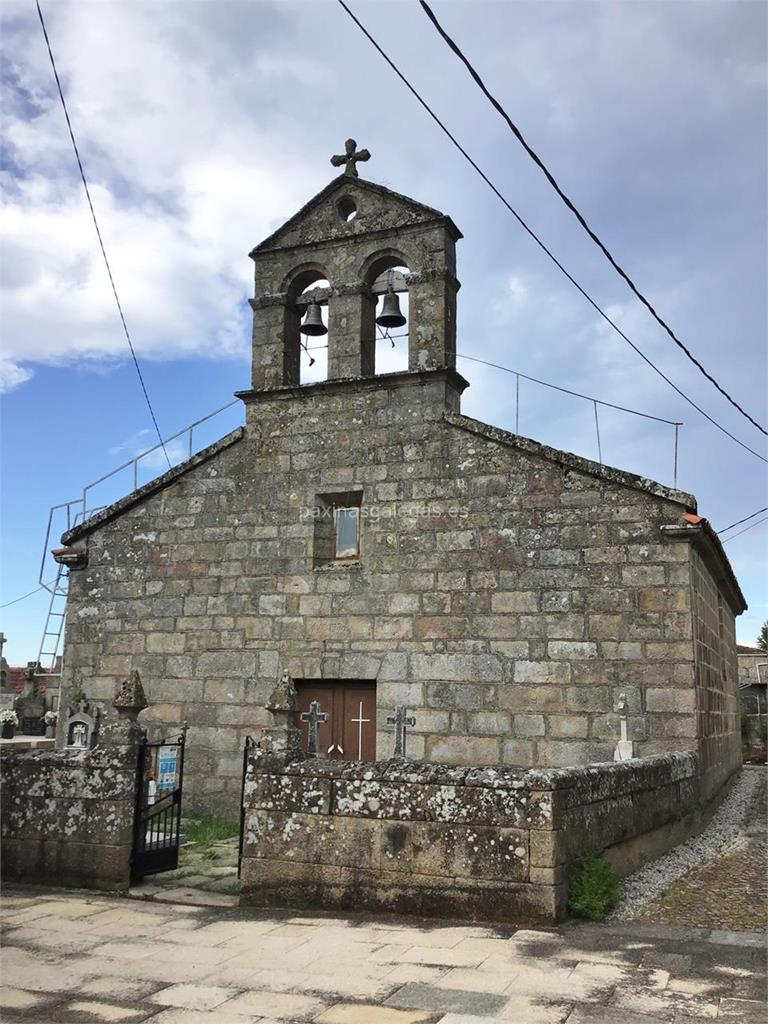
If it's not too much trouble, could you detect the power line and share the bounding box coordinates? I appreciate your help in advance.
[0,581,56,610]
[335,0,767,466]
[418,0,767,438]
[457,354,682,426]
[721,515,768,543]
[35,1,171,470]
[718,507,768,535]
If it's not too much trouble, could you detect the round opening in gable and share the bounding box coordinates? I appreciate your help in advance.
[337,196,358,222]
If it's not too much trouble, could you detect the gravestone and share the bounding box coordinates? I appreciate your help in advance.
[16,698,45,736]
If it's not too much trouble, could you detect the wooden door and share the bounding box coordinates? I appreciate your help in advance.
[294,681,376,761]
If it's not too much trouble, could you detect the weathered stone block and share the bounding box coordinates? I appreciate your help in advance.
[513,661,571,684]
[246,773,331,815]
[548,715,589,739]
[246,810,379,871]
[426,736,500,764]
[411,653,503,682]
[491,591,539,613]
[411,822,528,881]
[502,739,535,764]
[548,641,598,660]
[536,740,595,766]
[513,714,546,738]
[467,711,511,736]
[196,651,258,678]
[499,684,564,712]
[426,682,495,711]
[645,689,696,713]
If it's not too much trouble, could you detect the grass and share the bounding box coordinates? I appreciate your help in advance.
[567,855,620,921]
[183,815,240,847]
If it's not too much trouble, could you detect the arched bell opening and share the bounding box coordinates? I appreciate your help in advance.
[298,278,330,384]
[360,251,412,376]
[283,265,332,385]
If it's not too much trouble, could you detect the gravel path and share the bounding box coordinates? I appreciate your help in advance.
[613,766,767,926]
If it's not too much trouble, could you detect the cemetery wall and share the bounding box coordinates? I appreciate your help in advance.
[0,745,136,891]
[239,750,697,923]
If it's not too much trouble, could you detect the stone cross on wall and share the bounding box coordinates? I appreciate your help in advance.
[301,700,329,757]
[613,692,634,762]
[387,705,416,758]
[330,138,371,177]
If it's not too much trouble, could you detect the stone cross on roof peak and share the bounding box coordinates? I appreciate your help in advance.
[330,138,371,177]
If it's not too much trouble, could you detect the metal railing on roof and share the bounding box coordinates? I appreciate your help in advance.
[35,399,243,676]
[39,399,241,594]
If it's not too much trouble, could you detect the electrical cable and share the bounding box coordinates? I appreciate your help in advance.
[35,1,171,469]
[335,0,767,466]
[0,582,57,610]
[720,515,768,543]
[418,0,767,437]
[718,507,768,535]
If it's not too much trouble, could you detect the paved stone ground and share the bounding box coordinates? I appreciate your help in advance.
[630,770,768,932]
[129,838,240,908]
[1,891,765,1023]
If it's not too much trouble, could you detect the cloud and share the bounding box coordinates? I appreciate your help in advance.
[108,428,156,459]
[108,428,194,472]
[0,358,33,394]
[0,0,333,393]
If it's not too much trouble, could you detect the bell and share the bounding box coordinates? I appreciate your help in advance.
[376,289,407,329]
[300,301,327,336]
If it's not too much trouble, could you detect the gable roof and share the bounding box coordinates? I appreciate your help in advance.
[61,428,244,545]
[445,412,697,509]
[249,174,462,257]
[445,412,746,614]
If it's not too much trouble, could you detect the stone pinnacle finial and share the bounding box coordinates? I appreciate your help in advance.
[113,669,148,713]
[266,671,297,717]
[330,138,371,177]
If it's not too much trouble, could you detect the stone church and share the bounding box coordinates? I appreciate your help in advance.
[56,144,746,816]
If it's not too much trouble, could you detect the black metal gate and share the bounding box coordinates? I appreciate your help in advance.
[131,731,186,881]
[237,735,256,879]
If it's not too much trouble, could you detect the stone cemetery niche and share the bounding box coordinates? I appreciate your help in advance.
[65,700,100,749]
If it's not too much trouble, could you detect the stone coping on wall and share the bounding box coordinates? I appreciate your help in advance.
[0,736,54,751]
[263,750,696,796]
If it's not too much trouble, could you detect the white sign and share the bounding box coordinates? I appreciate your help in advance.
[157,745,179,789]
[0,694,15,711]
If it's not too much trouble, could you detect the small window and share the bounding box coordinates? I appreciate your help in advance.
[312,490,363,568]
[334,507,360,560]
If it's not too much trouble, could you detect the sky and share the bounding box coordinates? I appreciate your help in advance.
[1,0,766,664]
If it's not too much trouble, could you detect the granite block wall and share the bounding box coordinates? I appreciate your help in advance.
[0,745,137,891]
[691,550,741,802]
[239,751,698,923]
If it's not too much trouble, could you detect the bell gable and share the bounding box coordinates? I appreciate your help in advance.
[249,175,461,258]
